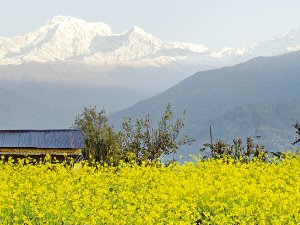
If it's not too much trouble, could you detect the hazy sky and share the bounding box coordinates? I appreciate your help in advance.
[1,0,300,49]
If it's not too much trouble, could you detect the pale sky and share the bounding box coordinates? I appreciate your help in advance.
[1,0,300,49]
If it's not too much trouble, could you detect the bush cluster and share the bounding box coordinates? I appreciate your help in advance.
[74,104,193,165]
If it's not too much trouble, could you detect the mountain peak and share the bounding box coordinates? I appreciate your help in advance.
[1,15,300,68]
[46,15,112,36]
[130,26,146,34]
[126,26,152,39]
[124,26,161,46]
[48,15,78,24]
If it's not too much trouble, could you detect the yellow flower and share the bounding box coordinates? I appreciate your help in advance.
[0,154,299,224]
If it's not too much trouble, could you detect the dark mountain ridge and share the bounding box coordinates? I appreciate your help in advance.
[110,51,300,152]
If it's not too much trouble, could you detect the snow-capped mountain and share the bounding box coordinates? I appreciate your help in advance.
[0,16,208,67]
[1,15,300,69]
[2,15,300,130]
[212,29,300,58]
[0,16,112,65]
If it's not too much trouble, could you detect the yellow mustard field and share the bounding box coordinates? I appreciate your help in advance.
[0,156,300,224]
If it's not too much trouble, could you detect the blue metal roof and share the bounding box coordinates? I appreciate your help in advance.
[0,130,84,149]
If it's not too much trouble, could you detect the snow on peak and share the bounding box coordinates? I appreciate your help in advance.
[129,26,146,34]
[165,42,208,53]
[47,15,112,36]
[0,16,210,67]
[210,47,248,58]
[125,26,161,44]
[1,16,300,68]
[48,15,77,24]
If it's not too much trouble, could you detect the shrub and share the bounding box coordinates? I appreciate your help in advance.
[202,137,267,161]
[120,104,194,164]
[74,106,121,165]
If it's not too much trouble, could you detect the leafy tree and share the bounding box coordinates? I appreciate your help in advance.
[120,104,194,164]
[74,106,121,165]
[203,137,267,161]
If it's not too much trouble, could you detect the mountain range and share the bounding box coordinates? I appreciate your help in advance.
[1,15,300,148]
[1,16,300,72]
[110,51,300,153]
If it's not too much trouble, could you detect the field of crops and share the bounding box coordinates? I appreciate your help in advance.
[0,155,300,224]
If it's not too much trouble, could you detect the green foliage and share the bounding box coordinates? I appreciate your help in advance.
[202,137,267,161]
[74,106,121,165]
[120,104,194,164]
[74,104,192,165]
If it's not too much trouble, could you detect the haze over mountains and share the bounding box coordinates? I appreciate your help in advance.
[1,15,300,145]
[110,51,300,152]
[1,16,300,94]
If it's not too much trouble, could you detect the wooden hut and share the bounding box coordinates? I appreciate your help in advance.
[0,129,84,162]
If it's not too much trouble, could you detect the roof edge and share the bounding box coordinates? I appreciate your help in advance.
[0,129,81,133]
